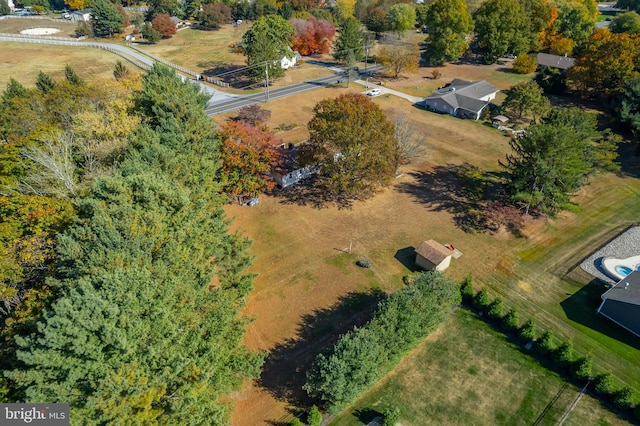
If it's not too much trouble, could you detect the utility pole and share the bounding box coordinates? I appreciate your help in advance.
[364,44,369,75]
[265,62,270,102]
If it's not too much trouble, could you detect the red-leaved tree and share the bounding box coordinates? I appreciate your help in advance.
[291,17,336,55]
[152,13,177,38]
[219,121,284,202]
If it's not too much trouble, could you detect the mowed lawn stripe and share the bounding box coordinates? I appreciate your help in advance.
[329,309,631,426]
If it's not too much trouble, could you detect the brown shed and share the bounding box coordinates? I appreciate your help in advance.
[415,240,453,271]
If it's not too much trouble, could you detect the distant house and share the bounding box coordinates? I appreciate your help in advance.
[423,79,498,120]
[70,9,91,22]
[597,271,640,337]
[536,53,575,70]
[415,240,454,272]
[280,49,301,70]
[270,144,316,188]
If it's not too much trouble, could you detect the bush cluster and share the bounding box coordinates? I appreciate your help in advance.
[304,271,461,413]
[462,277,639,418]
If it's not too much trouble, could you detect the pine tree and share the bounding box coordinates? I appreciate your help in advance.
[4,65,261,424]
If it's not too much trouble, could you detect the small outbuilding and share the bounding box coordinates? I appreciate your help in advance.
[536,53,575,70]
[70,8,91,22]
[597,271,640,337]
[415,240,454,272]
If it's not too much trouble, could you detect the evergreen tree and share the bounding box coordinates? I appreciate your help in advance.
[619,76,640,140]
[4,65,261,424]
[35,71,56,93]
[333,17,365,64]
[91,0,124,37]
[1,78,28,103]
[501,108,618,215]
[0,0,10,15]
[64,65,84,86]
[113,60,130,81]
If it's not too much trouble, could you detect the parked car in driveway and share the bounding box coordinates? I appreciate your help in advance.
[367,88,381,96]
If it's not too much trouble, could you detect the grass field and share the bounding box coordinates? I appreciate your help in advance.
[0,42,142,88]
[226,85,640,424]
[329,309,630,426]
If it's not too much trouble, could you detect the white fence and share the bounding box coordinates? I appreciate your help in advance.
[0,34,152,71]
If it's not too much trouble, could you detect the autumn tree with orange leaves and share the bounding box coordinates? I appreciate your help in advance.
[290,17,336,55]
[219,121,283,203]
[152,13,177,38]
[568,29,640,99]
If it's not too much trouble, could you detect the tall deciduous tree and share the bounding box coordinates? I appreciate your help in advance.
[243,14,296,81]
[299,94,398,198]
[366,6,387,35]
[377,43,419,78]
[199,3,231,29]
[3,65,261,423]
[422,0,473,66]
[501,80,550,121]
[333,16,365,64]
[568,29,640,99]
[501,108,618,215]
[290,16,336,55]
[473,0,531,63]
[219,120,282,202]
[610,11,640,34]
[91,0,124,37]
[152,13,177,37]
[385,3,416,37]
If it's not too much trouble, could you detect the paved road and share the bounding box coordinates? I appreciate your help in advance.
[205,64,387,115]
[0,35,422,113]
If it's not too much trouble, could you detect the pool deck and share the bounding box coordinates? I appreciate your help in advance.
[580,226,640,286]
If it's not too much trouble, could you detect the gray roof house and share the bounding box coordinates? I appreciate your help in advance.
[597,271,640,337]
[536,53,576,70]
[423,79,498,120]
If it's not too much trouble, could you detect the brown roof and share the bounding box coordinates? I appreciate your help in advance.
[415,240,453,264]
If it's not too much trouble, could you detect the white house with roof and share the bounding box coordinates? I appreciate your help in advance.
[423,79,498,120]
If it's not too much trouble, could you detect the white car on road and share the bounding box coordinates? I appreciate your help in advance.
[367,88,381,96]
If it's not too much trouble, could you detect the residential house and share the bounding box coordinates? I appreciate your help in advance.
[414,240,454,272]
[536,53,575,70]
[597,270,640,337]
[280,48,301,69]
[270,144,316,188]
[423,79,498,120]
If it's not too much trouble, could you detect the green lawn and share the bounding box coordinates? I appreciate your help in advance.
[329,309,631,426]
[477,172,640,391]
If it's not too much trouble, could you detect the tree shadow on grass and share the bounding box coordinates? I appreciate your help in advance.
[394,163,504,233]
[258,289,385,409]
[353,408,382,424]
[560,279,640,350]
[272,178,355,210]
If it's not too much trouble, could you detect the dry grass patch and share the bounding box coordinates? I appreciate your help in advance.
[0,17,78,36]
[0,41,140,88]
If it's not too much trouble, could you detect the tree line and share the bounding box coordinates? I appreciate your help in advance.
[304,271,461,413]
[0,64,261,424]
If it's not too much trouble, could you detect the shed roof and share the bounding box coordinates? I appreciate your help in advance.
[492,115,509,123]
[415,240,453,265]
[536,53,576,70]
